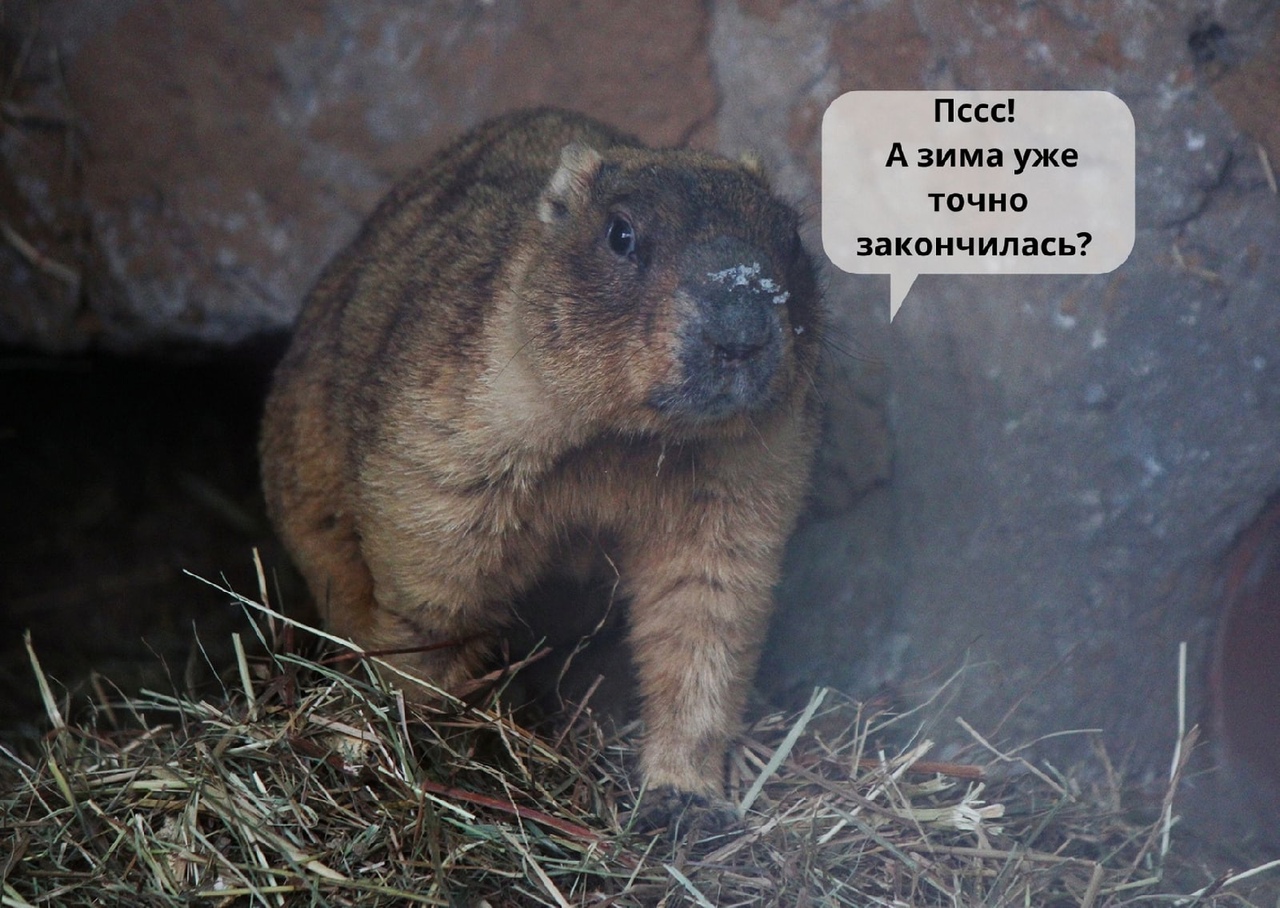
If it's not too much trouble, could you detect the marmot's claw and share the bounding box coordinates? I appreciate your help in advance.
[632,786,742,838]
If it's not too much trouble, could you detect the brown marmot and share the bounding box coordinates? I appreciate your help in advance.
[260,108,822,829]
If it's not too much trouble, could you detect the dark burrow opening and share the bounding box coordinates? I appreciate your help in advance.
[0,341,292,738]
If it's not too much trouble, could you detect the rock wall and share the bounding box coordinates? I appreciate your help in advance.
[4,0,1278,823]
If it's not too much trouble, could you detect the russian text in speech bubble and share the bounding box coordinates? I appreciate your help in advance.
[822,91,1135,320]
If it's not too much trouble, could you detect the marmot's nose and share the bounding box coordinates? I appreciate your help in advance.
[685,237,785,361]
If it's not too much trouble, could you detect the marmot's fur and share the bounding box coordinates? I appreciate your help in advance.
[260,108,823,828]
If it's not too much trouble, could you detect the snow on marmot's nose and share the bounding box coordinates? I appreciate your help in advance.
[656,236,791,421]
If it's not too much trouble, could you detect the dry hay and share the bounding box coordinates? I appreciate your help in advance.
[3,569,1277,907]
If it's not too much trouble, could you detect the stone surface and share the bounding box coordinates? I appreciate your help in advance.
[0,0,716,351]
[887,2,1279,788]
[712,0,1280,806]
[3,0,1279,827]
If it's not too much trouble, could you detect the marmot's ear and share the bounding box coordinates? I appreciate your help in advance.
[538,142,603,224]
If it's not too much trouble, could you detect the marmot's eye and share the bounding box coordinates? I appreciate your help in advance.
[606,214,636,258]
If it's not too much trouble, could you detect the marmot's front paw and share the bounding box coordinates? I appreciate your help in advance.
[632,786,741,838]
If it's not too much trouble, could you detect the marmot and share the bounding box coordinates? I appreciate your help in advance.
[260,108,822,829]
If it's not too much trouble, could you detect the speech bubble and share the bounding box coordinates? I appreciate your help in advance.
[822,91,1135,320]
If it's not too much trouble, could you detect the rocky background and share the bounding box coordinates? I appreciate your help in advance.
[3,0,1278,838]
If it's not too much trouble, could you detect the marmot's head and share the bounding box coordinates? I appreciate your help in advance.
[519,141,820,437]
